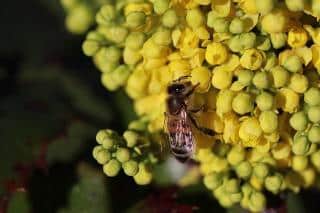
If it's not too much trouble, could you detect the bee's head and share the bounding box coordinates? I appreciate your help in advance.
[167,83,188,96]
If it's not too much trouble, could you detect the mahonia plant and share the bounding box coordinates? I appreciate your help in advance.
[70,0,320,211]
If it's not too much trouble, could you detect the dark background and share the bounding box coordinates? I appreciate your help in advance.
[0,0,319,212]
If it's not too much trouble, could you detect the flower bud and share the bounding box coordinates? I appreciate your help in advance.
[271,66,289,88]
[308,125,320,143]
[126,11,146,28]
[203,172,224,190]
[229,18,245,34]
[255,0,274,15]
[304,87,320,106]
[311,150,320,170]
[248,192,266,212]
[235,161,252,179]
[186,8,205,29]
[103,159,121,177]
[96,129,111,144]
[252,72,270,89]
[259,111,278,133]
[82,40,100,56]
[190,66,211,93]
[227,145,245,166]
[211,18,230,33]
[133,163,153,185]
[256,92,274,111]
[265,174,283,194]
[290,111,308,131]
[240,32,257,50]
[123,130,139,147]
[96,149,112,164]
[282,55,303,73]
[125,32,145,50]
[122,160,139,176]
[270,33,287,49]
[96,4,116,25]
[256,36,271,51]
[292,155,308,171]
[66,6,93,34]
[288,73,309,94]
[152,29,172,46]
[292,135,311,155]
[162,9,178,28]
[307,107,320,125]
[240,49,264,70]
[216,90,235,115]
[92,145,104,159]
[253,163,269,179]
[205,42,229,65]
[232,92,254,115]
[261,9,287,33]
[116,148,131,163]
[237,69,254,86]
[153,0,169,14]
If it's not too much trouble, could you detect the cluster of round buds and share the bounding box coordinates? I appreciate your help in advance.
[92,119,159,185]
[60,0,110,34]
[77,0,320,211]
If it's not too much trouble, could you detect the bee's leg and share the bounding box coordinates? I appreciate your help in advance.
[188,105,205,113]
[173,75,191,82]
[185,82,200,97]
[188,113,215,136]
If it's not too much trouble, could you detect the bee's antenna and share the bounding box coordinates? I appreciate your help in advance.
[173,75,191,82]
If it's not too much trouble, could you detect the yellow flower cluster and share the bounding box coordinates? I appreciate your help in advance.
[81,0,320,211]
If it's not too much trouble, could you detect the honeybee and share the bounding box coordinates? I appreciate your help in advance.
[164,76,215,162]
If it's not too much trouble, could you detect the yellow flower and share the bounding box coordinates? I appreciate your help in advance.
[287,27,308,48]
[304,25,320,45]
[223,112,240,144]
[189,48,206,68]
[148,66,172,94]
[124,3,153,16]
[212,0,233,17]
[190,66,212,93]
[212,66,233,89]
[261,9,288,33]
[239,0,258,14]
[126,68,151,99]
[134,93,166,116]
[239,117,263,147]
[169,59,191,79]
[240,49,264,70]
[275,88,300,113]
[205,42,230,65]
[311,44,320,72]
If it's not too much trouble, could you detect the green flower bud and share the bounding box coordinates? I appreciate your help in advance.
[265,174,283,194]
[92,145,104,159]
[186,8,205,28]
[229,18,244,34]
[214,143,231,157]
[66,6,93,34]
[288,73,309,94]
[116,148,131,163]
[292,135,311,155]
[82,40,100,56]
[96,149,112,164]
[256,92,274,111]
[292,155,308,171]
[102,137,115,149]
[123,47,142,65]
[123,130,139,147]
[308,125,320,143]
[259,111,278,133]
[256,0,275,15]
[249,192,266,212]
[270,66,290,88]
[240,32,257,50]
[60,0,77,10]
[133,163,153,185]
[112,65,131,85]
[307,106,320,123]
[128,120,147,131]
[286,0,305,11]
[264,52,277,70]
[289,111,308,131]
[203,172,223,190]
[125,32,145,50]
[235,161,252,179]
[253,163,269,179]
[105,46,122,63]
[304,87,320,106]
[126,12,146,28]
[152,29,172,46]
[103,159,121,177]
[122,160,139,176]
[228,35,243,52]
[225,179,240,193]
[96,129,110,144]
[87,31,105,42]
[96,4,116,25]
[154,0,170,15]
[256,36,271,51]
[101,72,120,91]
[227,145,245,166]
[219,193,233,208]
[237,69,254,86]
[282,55,303,73]
[270,33,287,49]
[311,150,320,170]
[103,26,128,43]
[211,18,230,33]
[253,72,270,89]
[232,92,254,115]
[162,9,178,28]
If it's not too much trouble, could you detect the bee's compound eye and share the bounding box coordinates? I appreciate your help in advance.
[168,84,185,94]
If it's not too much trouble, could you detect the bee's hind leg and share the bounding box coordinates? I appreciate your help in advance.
[188,113,215,136]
